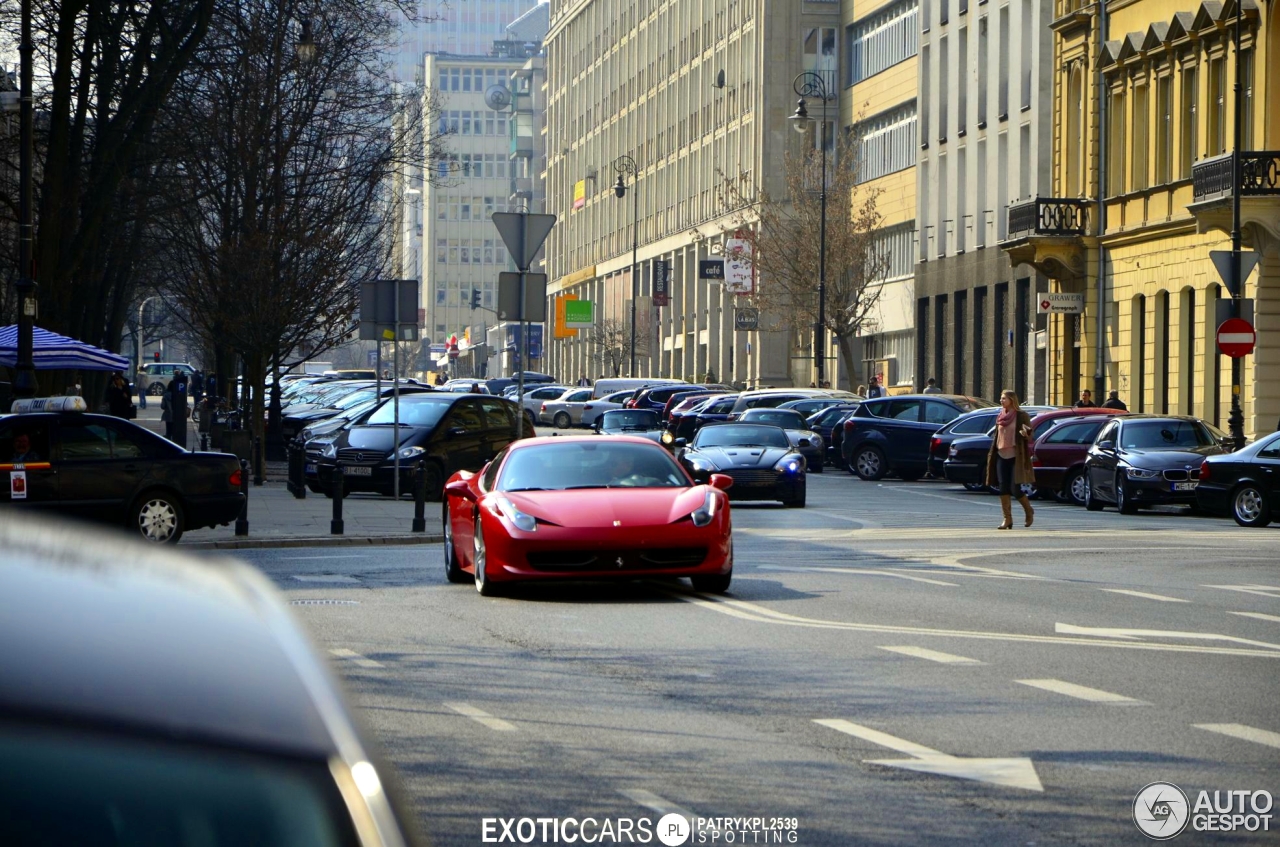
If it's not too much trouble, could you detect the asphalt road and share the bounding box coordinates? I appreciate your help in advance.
[222,472,1280,846]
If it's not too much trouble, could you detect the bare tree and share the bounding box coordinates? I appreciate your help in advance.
[147,0,437,460]
[586,318,648,378]
[719,134,888,387]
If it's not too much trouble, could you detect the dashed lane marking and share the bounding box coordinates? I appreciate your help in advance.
[879,646,982,664]
[445,702,517,732]
[1016,678,1144,704]
[1100,588,1189,603]
[758,565,957,586]
[293,574,361,583]
[660,590,1280,657]
[329,648,383,668]
[1193,723,1280,751]
[1230,611,1280,623]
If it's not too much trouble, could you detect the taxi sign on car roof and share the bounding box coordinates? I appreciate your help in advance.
[10,396,89,414]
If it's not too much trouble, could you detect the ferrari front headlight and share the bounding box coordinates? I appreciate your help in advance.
[490,495,537,532]
[690,489,717,527]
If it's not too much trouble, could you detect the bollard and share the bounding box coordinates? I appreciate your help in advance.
[290,442,306,499]
[252,436,264,486]
[412,460,426,532]
[200,432,209,451]
[234,459,250,536]
[330,465,345,535]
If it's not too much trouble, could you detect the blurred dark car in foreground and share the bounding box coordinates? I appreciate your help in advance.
[1196,430,1280,527]
[0,519,421,846]
[1084,416,1229,513]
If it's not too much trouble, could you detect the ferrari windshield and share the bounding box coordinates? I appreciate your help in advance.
[600,410,661,431]
[499,441,689,490]
[694,424,790,449]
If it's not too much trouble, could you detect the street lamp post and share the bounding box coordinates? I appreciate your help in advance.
[789,72,835,388]
[613,154,639,377]
[12,0,37,399]
[136,295,160,371]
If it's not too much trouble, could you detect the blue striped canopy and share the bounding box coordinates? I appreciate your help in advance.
[0,325,131,372]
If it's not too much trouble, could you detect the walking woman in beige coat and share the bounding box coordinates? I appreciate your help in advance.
[985,389,1035,529]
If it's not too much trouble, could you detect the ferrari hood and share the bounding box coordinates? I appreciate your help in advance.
[502,487,706,529]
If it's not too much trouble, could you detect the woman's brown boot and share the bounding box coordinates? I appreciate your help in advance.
[997,496,1013,530]
[1019,495,1035,527]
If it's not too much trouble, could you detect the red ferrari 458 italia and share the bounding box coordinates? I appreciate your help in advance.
[442,436,734,596]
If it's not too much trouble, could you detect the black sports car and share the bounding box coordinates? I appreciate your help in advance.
[1084,416,1229,513]
[676,422,806,507]
[1195,430,1280,527]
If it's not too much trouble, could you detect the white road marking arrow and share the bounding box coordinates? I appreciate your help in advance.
[1204,584,1280,600]
[1055,622,1280,652]
[814,719,1044,792]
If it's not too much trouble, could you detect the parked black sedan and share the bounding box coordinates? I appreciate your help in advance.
[1084,415,1229,513]
[676,422,806,507]
[842,394,994,481]
[1196,430,1280,527]
[314,392,529,499]
[1,404,244,543]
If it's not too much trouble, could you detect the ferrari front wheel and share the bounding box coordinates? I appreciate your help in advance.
[473,516,502,596]
[691,570,732,594]
[443,503,469,583]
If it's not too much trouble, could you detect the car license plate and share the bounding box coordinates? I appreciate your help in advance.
[1172,481,1197,491]
[346,466,373,476]
[305,463,317,474]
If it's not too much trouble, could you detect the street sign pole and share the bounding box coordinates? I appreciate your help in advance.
[492,211,557,439]
[393,293,401,499]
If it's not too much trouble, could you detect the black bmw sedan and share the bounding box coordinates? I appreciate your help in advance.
[1083,415,1229,513]
[676,422,806,507]
[1195,430,1280,527]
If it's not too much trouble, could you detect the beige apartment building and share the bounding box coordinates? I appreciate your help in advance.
[542,0,841,386]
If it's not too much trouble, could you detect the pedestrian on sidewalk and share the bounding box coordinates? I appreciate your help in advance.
[985,389,1035,530]
[136,365,149,409]
[1101,390,1127,410]
[105,373,133,418]
[1074,389,1098,408]
[866,378,886,399]
[164,373,191,448]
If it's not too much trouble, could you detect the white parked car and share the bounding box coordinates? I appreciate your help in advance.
[519,385,572,419]
[538,386,596,427]
[579,390,640,428]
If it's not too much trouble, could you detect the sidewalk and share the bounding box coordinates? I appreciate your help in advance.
[130,403,441,549]
[181,481,443,549]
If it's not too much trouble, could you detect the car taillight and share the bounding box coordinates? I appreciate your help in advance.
[1199,460,1210,482]
[1031,454,1040,467]
[931,436,942,452]
[229,468,242,488]
[583,404,594,410]
[540,403,547,411]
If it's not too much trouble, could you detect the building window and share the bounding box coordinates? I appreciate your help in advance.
[957,27,968,135]
[1155,74,1173,184]
[1107,87,1125,196]
[1132,83,1149,191]
[939,35,948,140]
[804,27,838,93]
[1180,65,1197,177]
[873,222,916,281]
[997,5,1008,118]
[855,100,918,182]
[977,18,988,125]
[846,0,918,87]
[1066,66,1084,195]
[1208,56,1226,155]
[1241,49,1254,149]
[1019,0,1032,110]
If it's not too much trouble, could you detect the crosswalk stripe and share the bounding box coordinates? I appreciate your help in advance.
[1016,678,1143,704]
[445,702,517,732]
[1229,611,1280,623]
[329,648,383,668]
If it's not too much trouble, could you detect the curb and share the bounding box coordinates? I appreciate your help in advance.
[184,534,443,551]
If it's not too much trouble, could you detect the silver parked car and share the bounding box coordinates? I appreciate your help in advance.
[579,389,640,428]
[538,386,596,427]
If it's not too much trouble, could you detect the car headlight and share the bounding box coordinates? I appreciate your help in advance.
[806,432,823,448]
[690,489,717,527]
[661,430,674,444]
[489,495,537,532]
[300,428,314,441]
[321,442,337,459]
[686,456,715,474]
[1125,467,1160,480]
[776,457,803,473]
[396,445,426,459]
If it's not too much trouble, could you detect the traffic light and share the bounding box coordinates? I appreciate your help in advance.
[153,351,160,362]
[471,288,481,310]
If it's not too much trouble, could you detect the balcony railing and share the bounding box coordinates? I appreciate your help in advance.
[1192,151,1280,202]
[1005,197,1089,240]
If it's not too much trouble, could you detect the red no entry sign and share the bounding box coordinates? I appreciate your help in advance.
[1216,317,1256,358]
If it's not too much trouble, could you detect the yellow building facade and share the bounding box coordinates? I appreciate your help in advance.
[1008,0,1277,439]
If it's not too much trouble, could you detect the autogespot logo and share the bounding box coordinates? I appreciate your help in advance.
[1134,782,1191,840]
